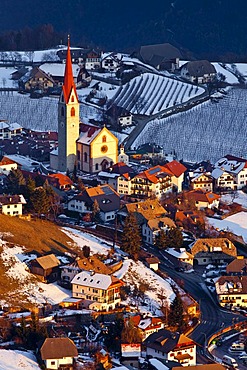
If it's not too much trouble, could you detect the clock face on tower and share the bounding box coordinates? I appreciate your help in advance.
[101,145,108,153]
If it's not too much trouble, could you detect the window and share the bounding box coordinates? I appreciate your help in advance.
[95,163,99,171]
[51,361,55,365]
[71,107,75,116]
[84,152,88,162]
[102,135,106,143]
[71,96,74,102]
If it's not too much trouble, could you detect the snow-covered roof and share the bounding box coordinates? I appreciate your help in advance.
[166,248,192,259]
[71,270,113,290]
[214,155,246,175]
[77,124,101,145]
[39,63,81,78]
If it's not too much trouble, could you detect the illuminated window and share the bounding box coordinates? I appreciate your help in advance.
[102,135,106,143]
[71,107,75,116]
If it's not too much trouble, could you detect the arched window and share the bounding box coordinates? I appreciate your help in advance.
[71,107,75,116]
[71,96,74,102]
[84,152,87,162]
[102,135,106,143]
[61,106,65,116]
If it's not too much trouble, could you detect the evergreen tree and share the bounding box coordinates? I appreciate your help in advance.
[121,213,141,260]
[155,229,168,249]
[30,187,50,216]
[82,245,90,258]
[92,199,101,222]
[168,290,184,330]
[7,169,26,194]
[166,227,183,249]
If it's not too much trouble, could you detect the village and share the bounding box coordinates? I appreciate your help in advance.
[0,39,247,370]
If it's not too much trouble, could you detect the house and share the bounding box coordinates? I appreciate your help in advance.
[175,210,203,229]
[0,122,22,139]
[180,294,198,316]
[130,315,165,341]
[215,275,247,309]
[98,161,134,191]
[190,171,213,192]
[121,198,167,226]
[107,105,132,128]
[143,329,196,365]
[163,160,187,193]
[40,337,78,370]
[68,184,120,222]
[48,173,74,191]
[0,194,26,216]
[212,154,247,190]
[183,189,220,210]
[142,217,176,245]
[180,60,216,84]
[29,254,60,283]
[77,123,118,173]
[60,255,112,283]
[139,43,181,71]
[165,248,194,270]
[0,156,18,174]
[21,66,55,91]
[136,143,164,159]
[101,52,122,72]
[226,257,247,275]
[130,165,173,199]
[190,238,237,266]
[71,270,123,311]
[85,50,101,70]
[39,62,91,87]
[144,257,160,271]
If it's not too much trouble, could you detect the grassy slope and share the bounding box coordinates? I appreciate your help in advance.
[0,215,79,309]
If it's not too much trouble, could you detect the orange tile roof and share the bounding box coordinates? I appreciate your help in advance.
[0,156,17,166]
[164,160,187,177]
[49,173,73,186]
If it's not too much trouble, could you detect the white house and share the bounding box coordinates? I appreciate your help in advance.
[215,275,247,309]
[142,217,176,245]
[0,122,22,139]
[71,270,123,311]
[101,52,122,72]
[212,154,247,190]
[0,194,26,216]
[40,337,78,370]
[0,156,18,175]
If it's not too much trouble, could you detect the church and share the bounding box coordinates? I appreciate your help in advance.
[50,39,118,174]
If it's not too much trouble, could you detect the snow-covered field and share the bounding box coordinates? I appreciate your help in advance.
[0,349,39,369]
[110,72,205,115]
[207,211,247,242]
[133,88,247,163]
[221,190,247,209]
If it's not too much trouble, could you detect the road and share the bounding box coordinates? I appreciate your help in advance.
[148,247,247,363]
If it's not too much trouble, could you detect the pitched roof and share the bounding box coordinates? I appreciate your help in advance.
[48,173,73,187]
[0,156,17,166]
[191,238,237,257]
[147,217,175,231]
[185,189,220,204]
[62,37,78,104]
[135,165,173,184]
[163,160,187,178]
[140,43,181,64]
[216,275,247,295]
[182,60,216,77]
[77,123,101,145]
[40,337,78,360]
[214,154,247,175]
[71,270,123,290]
[226,258,247,274]
[144,329,195,353]
[75,255,112,275]
[35,254,60,270]
[0,194,26,205]
[125,199,167,223]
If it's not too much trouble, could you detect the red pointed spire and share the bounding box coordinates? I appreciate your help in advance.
[62,35,78,103]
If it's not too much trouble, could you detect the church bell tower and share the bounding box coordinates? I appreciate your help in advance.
[58,36,80,173]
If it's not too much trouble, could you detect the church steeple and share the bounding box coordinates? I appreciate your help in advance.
[62,35,78,104]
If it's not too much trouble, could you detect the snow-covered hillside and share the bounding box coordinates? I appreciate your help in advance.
[0,349,40,370]
[110,72,205,115]
[133,88,247,163]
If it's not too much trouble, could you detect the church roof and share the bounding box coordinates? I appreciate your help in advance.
[77,123,101,145]
[62,37,78,104]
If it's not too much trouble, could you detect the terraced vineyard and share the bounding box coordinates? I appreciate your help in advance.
[111,72,205,115]
[133,88,247,163]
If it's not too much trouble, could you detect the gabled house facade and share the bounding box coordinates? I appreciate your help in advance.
[183,189,220,210]
[101,52,122,72]
[68,184,120,222]
[144,329,197,366]
[71,270,123,311]
[22,66,55,91]
[215,275,247,309]
[0,194,26,216]
[190,172,213,192]
[40,337,78,370]
[191,238,237,266]
[0,156,18,174]
[131,315,165,340]
[212,154,247,190]
[0,122,22,140]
